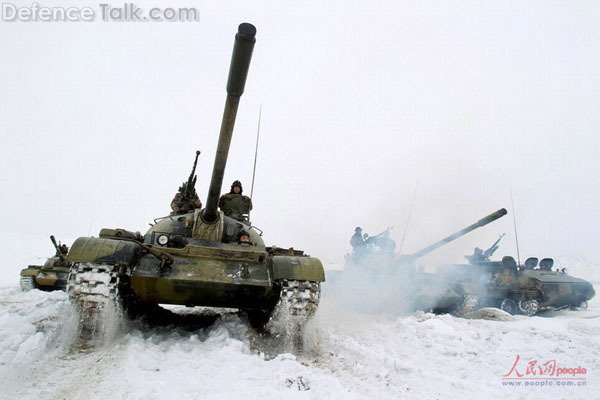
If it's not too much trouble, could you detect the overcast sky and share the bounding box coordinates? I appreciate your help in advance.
[1,0,598,270]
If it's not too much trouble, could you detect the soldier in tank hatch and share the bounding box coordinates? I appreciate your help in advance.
[59,244,69,255]
[171,182,203,214]
[350,227,367,251]
[219,180,252,222]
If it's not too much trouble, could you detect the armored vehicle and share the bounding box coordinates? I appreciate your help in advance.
[436,241,596,316]
[326,209,508,315]
[65,23,325,333]
[19,235,72,291]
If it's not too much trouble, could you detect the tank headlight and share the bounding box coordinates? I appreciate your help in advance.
[157,235,169,246]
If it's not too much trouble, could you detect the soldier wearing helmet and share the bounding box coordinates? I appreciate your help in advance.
[350,227,367,251]
[170,182,203,214]
[218,180,252,222]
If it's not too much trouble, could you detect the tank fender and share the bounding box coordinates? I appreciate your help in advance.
[20,268,40,277]
[271,256,325,282]
[67,237,140,266]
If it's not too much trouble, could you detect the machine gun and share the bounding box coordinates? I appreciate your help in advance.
[365,226,395,252]
[175,150,201,211]
[49,235,67,262]
[482,233,505,260]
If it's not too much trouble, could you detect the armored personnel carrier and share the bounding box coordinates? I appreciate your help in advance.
[436,241,596,316]
[65,23,325,333]
[19,235,72,291]
[326,209,507,315]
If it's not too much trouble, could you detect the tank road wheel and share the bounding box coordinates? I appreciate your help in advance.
[66,262,122,342]
[500,298,518,315]
[518,299,540,316]
[20,276,36,291]
[267,280,321,352]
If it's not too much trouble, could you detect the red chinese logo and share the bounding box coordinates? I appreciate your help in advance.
[503,354,586,379]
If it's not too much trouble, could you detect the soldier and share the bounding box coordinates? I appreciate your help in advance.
[171,182,203,214]
[466,247,485,263]
[350,227,366,250]
[59,244,69,255]
[218,180,252,221]
[237,230,252,245]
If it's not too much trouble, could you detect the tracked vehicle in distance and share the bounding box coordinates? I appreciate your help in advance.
[65,23,325,334]
[436,241,596,316]
[20,236,72,292]
[326,209,508,315]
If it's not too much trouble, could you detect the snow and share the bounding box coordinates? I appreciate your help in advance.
[0,258,598,399]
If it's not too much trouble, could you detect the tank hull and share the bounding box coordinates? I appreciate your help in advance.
[67,236,325,312]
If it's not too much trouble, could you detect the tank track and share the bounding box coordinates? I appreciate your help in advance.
[263,280,321,352]
[20,276,36,291]
[452,294,479,317]
[66,263,121,337]
[277,279,321,318]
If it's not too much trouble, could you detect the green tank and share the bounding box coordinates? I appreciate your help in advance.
[19,235,72,291]
[436,241,596,316]
[65,23,325,334]
[326,209,508,315]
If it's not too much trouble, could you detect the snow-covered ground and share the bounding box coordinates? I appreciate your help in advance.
[1,255,599,400]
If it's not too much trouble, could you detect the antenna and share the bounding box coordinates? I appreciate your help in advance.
[87,216,94,237]
[399,180,419,254]
[510,184,521,267]
[250,104,262,199]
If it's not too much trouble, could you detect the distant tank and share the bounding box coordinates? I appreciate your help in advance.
[326,209,508,315]
[65,23,325,335]
[19,235,72,291]
[436,240,596,316]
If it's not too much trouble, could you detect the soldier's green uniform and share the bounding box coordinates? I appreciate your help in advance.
[171,192,202,214]
[219,180,252,221]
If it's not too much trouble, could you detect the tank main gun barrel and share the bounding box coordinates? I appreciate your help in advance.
[203,23,256,222]
[408,208,507,259]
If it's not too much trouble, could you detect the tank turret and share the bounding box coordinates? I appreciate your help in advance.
[408,208,507,259]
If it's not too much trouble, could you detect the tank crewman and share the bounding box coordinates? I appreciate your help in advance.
[238,230,252,245]
[350,227,366,251]
[218,180,252,221]
[466,247,485,263]
[59,244,69,255]
[171,182,203,214]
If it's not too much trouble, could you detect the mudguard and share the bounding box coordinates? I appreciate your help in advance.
[271,256,325,282]
[67,237,140,266]
[20,268,39,277]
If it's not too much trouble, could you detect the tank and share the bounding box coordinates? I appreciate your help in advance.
[436,240,596,316]
[19,235,72,291]
[326,209,507,315]
[65,23,325,336]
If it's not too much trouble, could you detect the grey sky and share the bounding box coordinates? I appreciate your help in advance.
[1,0,598,270]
